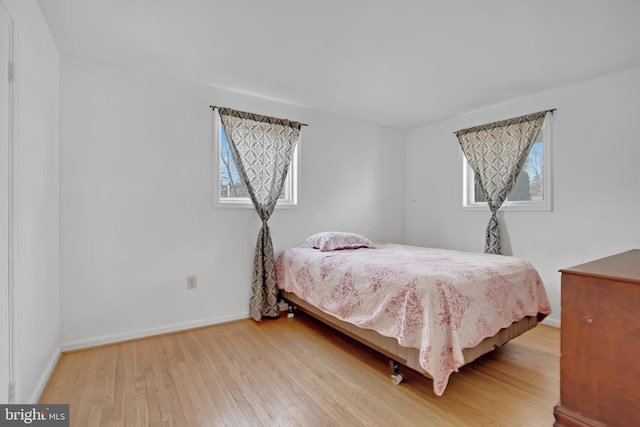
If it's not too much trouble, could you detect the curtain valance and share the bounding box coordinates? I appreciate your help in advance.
[454,110,553,137]
[213,106,305,130]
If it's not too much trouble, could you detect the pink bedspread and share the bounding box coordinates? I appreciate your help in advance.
[275,243,551,395]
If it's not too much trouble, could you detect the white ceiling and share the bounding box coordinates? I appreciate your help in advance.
[37,0,640,129]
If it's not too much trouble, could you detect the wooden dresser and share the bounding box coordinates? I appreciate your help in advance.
[554,250,640,427]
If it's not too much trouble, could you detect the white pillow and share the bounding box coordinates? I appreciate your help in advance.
[304,232,375,252]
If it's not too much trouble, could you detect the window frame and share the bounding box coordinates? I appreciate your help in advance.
[461,114,553,212]
[213,113,300,209]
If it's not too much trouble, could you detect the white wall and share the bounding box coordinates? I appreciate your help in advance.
[2,0,60,403]
[59,58,404,348]
[405,65,640,326]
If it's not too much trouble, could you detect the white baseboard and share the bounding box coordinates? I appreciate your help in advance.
[541,316,560,328]
[29,346,61,404]
[61,312,250,352]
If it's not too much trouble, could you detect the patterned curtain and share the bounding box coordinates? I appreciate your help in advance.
[455,111,548,255]
[217,107,302,320]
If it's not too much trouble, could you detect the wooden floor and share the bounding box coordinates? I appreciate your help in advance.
[40,313,560,427]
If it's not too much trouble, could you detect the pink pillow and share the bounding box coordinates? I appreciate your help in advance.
[305,232,375,252]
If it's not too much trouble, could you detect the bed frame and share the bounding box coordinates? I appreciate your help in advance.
[282,289,539,383]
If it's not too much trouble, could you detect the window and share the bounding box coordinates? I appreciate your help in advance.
[462,116,552,211]
[215,115,299,207]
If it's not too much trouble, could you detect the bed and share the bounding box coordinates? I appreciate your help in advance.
[274,232,552,396]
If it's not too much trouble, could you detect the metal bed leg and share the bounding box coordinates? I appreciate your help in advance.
[287,305,295,318]
[389,360,403,385]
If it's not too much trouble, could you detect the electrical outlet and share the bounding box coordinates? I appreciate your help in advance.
[186,275,197,290]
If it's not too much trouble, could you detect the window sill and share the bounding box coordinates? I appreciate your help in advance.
[461,201,552,212]
[215,200,300,210]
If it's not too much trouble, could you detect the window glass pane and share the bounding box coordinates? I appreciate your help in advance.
[525,140,544,201]
[219,129,249,198]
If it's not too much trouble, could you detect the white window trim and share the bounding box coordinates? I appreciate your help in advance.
[461,113,553,212]
[213,113,300,209]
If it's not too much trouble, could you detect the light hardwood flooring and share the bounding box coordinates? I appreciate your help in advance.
[40,313,560,426]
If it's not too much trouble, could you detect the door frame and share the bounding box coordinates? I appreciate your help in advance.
[0,0,15,404]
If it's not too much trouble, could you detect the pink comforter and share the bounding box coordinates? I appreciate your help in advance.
[275,243,551,395]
